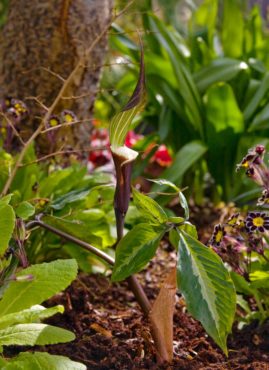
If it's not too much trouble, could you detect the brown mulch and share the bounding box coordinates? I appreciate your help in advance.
[4,202,269,369]
[38,243,269,370]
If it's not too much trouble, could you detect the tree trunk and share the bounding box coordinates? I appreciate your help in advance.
[0,0,113,152]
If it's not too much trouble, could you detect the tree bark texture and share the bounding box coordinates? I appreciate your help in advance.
[0,0,113,151]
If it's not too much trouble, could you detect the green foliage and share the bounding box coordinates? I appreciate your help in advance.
[0,259,77,315]
[0,202,15,257]
[177,231,236,354]
[110,2,269,202]
[112,223,166,281]
[1,352,86,370]
[132,187,167,224]
[0,323,75,346]
[112,186,236,353]
[0,259,83,368]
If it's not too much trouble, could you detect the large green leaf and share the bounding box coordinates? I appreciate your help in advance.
[0,323,74,346]
[3,352,86,370]
[0,305,64,330]
[112,224,166,282]
[194,58,249,93]
[177,231,236,354]
[221,0,243,58]
[0,259,78,315]
[0,203,15,257]
[205,82,244,198]
[151,141,207,195]
[132,187,167,224]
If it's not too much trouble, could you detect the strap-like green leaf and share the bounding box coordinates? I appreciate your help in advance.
[132,187,167,224]
[3,352,86,370]
[109,48,146,148]
[0,259,78,316]
[177,231,236,355]
[112,224,166,282]
[0,323,74,346]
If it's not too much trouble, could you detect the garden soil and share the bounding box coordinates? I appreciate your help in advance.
[6,204,269,369]
[41,244,269,370]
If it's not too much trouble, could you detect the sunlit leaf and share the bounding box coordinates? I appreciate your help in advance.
[177,231,236,354]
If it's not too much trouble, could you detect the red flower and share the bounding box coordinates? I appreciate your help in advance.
[152,145,172,167]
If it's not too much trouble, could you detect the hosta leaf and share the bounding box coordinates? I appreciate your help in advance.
[3,352,86,370]
[112,224,166,281]
[221,0,243,58]
[132,187,167,224]
[0,305,64,329]
[0,323,74,346]
[109,49,146,148]
[177,231,236,354]
[0,203,15,257]
[0,259,78,315]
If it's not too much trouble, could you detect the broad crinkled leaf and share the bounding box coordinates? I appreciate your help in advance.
[0,203,15,257]
[132,187,167,224]
[0,305,64,329]
[112,224,166,281]
[0,323,74,346]
[177,231,236,354]
[2,352,86,370]
[0,259,78,316]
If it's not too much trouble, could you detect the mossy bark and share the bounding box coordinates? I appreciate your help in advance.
[0,0,113,152]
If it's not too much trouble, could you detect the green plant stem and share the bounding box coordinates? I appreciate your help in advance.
[253,291,267,322]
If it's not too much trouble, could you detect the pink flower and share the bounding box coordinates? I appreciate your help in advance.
[88,127,111,170]
[125,131,144,148]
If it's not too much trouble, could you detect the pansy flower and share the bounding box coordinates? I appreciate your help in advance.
[209,224,226,246]
[226,213,240,227]
[245,212,269,233]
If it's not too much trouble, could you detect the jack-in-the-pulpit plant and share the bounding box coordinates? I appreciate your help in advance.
[109,47,236,358]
